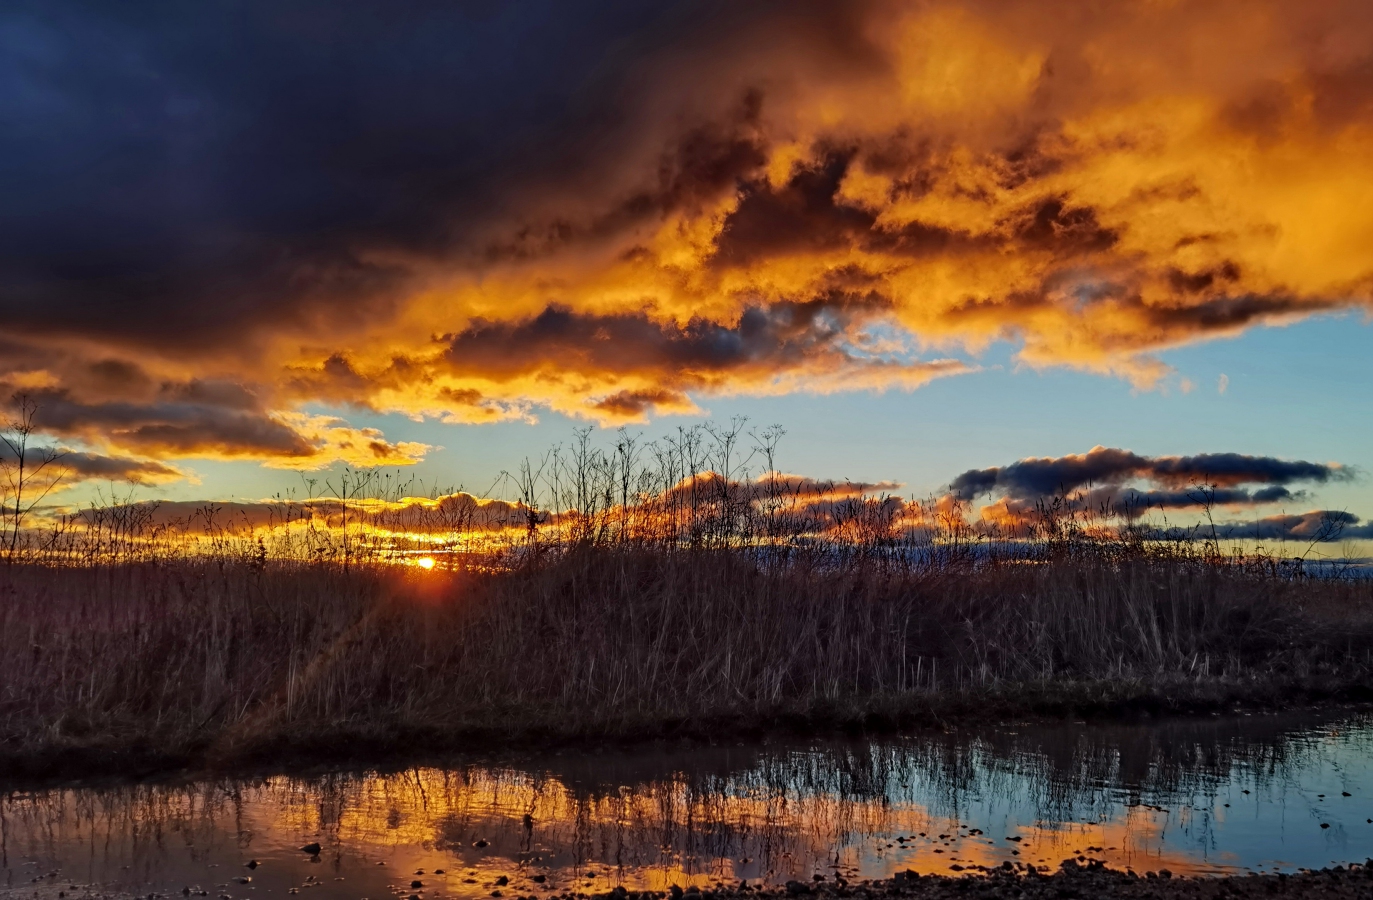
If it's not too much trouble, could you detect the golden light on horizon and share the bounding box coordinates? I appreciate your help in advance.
[415,556,436,570]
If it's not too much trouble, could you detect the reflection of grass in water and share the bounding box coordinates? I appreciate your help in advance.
[2,713,1368,885]
[914,713,1373,821]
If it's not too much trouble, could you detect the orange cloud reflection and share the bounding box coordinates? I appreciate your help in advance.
[0,761,1258,900]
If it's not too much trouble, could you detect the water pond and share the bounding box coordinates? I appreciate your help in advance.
[3,709,1372,899]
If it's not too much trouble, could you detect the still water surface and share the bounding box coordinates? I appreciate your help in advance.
[3,709,1372,899]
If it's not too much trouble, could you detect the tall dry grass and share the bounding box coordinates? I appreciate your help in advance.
[2,422,1371,775]
[2,541,1371,776]
[14,420,1351,571]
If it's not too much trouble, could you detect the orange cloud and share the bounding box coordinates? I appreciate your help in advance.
[265,412,431,470]
[287,0,1373,425]
[1,380,430,471]
[5,1,1373,466]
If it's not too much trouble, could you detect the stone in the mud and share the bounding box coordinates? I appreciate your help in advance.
[783,880,811,895]
[300,843,321,855]
[532,875,547,884]
[411,881,424,889]
[496,876,509,886]
[245,862,258,870]
[475,840,490,848]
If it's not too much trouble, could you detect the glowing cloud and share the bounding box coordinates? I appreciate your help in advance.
[2,1,1372,467]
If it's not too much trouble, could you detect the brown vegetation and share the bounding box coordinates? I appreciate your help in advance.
[2,422,1371,778]
[2,534,1371,778]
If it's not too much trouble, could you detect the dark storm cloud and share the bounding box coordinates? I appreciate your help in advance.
[1215,510,1373,541]
[483,90,772,262]
[3,0,1373,466]
[1134,294,1349,337]
[0,0,733,343]
[56,450,183,484]
[1,445,183,486]
[423,292,970,420]
[2,382,428,468]
[1092,485,1299,512]
[440,296,893,381]
[2,0,1370,363]
[23,386,316,458]
[976,484,1312,531]
[1144,453,1341,488]
[708,153,1111,271]
[589,389,694,419]
[949,447,1349,501]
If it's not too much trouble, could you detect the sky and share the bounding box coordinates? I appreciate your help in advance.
[2,0,1372,538]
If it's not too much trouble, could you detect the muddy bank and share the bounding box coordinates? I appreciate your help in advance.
[8,865,1373,900]
[589,864,1373,900]
[599,865,1373,900]
[4,680,1373,783]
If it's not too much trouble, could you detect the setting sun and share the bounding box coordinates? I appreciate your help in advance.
[415,556,436,570]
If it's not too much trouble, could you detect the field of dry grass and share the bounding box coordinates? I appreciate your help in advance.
[3,424,1371,777]
[2,537,1371,778]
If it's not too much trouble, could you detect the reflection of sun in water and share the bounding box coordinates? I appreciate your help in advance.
[415,556,436,570]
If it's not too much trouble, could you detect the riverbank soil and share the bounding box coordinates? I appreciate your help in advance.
[6,865,1373,900]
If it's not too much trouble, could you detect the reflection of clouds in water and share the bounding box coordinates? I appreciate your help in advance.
[1006,806,1241,876]
[1,712,1370,895]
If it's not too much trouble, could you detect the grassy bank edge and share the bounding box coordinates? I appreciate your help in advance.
[4,674,1370,784]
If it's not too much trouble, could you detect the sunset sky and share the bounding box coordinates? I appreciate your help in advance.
[3,1,1372,533]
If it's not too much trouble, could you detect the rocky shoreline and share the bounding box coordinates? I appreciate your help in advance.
[8,863,1373,900]
[545,862,1373,900]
